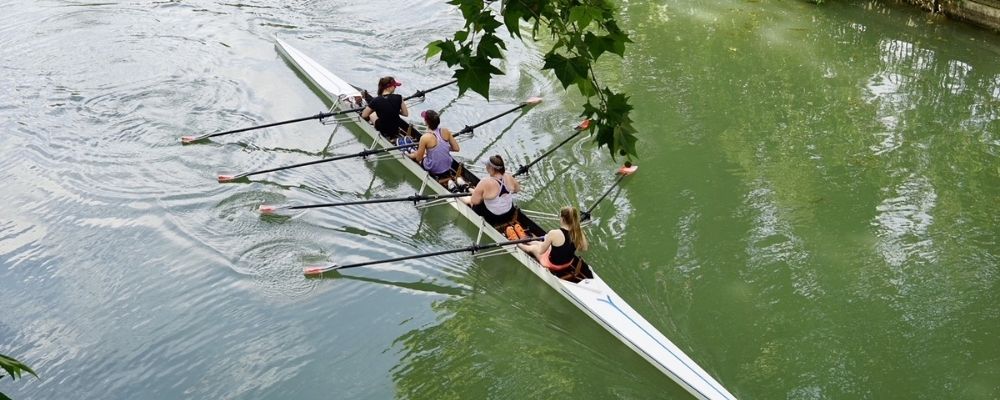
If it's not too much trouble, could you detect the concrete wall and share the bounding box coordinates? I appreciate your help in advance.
[903,0,1000,32]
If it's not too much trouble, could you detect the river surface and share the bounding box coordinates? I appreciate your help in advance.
[1,0,998,399]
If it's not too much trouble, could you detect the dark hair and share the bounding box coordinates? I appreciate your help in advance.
[487,155,505,174]
[422,110,440,130]
[377,76,396,95]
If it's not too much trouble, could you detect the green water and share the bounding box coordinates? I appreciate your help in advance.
[1,0,997,399]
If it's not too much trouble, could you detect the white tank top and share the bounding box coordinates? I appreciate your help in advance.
[484,175,514,215]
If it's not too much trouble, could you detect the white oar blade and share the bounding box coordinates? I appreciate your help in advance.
[524,96,543,105]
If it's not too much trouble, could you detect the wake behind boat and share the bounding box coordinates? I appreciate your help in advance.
[273,36,737,400]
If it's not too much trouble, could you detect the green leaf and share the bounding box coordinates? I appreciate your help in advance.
[450,0,484,21]
[568,5,602,30]
[613,124,639,159]
[0,354,37,381]
[502,6,523,38]
[477,34,506,59]
[583,32,609,59]
[542,54,591,90]
[436,40,460,66]
[425,40,443,61]
[454,55,504,98]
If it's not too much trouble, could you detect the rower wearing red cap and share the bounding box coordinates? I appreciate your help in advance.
[361,76,410,139]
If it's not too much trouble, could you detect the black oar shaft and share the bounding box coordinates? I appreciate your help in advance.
[206,112,340,139]
[582,173,628,220]
[457,102,529,135]
[405,79,457,100]
[237,143,411,179]
[329,237,542,272]
[514,127,586,177]
[288,192,467,210]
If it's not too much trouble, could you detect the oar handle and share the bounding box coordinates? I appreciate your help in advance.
[305,236,542,275]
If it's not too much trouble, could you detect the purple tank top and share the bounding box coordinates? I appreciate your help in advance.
[422,128,453,175]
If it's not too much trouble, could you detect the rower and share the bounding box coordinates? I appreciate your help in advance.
[361,76,410,139]
[517,206,588,274]
[408,109,460,181]
[462,155,520,226]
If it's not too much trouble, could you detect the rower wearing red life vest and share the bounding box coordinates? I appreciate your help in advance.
[518,206,588,271]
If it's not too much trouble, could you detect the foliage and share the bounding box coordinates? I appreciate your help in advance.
[427,0,638,159]
[0,353,36,400]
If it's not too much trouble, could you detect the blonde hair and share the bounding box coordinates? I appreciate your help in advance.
[561,206,587,252]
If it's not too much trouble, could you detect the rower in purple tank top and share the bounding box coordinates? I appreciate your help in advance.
[409,109,460,177]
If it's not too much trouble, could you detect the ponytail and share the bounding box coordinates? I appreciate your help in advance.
[561,206,588,252]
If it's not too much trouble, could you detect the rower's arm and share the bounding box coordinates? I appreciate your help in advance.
[469,181,486,205]
[444,128,460,152]
[399,98,409,117]
[536,230,557,252]
[361,106,373,120]
[409,135,429,161]
[506,174,520,193]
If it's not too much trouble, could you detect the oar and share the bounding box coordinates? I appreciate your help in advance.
[581,162,638,221]
[453,97,542,135]
[303,237,543,276]
[217,97,543,182]
[513,118,591,177]
[181,79,457,144]
[259,192,469,215]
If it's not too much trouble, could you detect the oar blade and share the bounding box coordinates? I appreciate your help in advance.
[524,96,544,106]
[216,172,247,183]
[618,163,638,175]
[303,265,331,276]
[180,134,209,144]
[258,204,297,216]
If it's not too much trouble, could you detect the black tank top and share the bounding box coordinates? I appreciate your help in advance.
[368,94,404,137]
[549,228,576,265]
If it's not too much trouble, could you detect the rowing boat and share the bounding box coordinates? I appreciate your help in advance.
[274,37,738,400]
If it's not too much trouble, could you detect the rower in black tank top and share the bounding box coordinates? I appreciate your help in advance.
[368,94,408,138]
[548,228,577,265]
